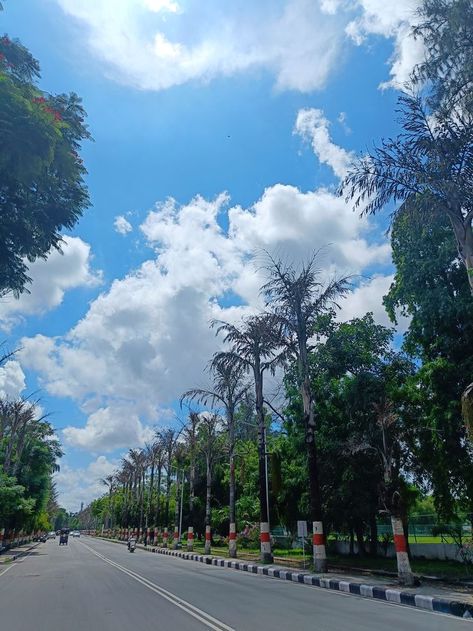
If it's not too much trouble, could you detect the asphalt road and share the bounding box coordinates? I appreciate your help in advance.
[0,536,471,631]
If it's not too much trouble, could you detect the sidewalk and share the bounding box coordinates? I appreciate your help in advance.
[0,541,40,564]
[97,536,473,619]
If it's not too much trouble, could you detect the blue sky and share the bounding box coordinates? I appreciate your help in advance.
[0,0,422,509]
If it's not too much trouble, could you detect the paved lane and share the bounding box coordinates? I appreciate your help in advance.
[1,536,471,630]
[0,538,228,631]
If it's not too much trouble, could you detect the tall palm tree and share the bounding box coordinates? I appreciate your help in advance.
[212,314,285,563]
[197,412,220,555]
[180,411,200,524]
[261,252,350,572]
[101,474,115,530]
[181,363,249,557]
[158,428,179,529]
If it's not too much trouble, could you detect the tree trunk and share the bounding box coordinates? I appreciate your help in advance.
[228,406,237,558]
[155,464,162,528]
[139,470,145,535]
[254,365,272,564]
[354,520,366,557]
[173,470,180,549]
[391,514,415,586]
[402,514,412,561]
[148,463,155,526]
[369,513,378,557]
[349,527,354,556]
[204,458,212,555]
[189,457,195,520]
[449,209,473,294]
[303,378,327,572]
[165,466,171,528]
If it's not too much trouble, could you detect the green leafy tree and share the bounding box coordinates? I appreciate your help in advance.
[385,211,473,519]
[0,34,90,297]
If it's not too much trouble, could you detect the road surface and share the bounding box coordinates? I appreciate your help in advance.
[0,536,469,630]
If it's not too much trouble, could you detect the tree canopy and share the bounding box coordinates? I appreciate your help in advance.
[0,34,90,297]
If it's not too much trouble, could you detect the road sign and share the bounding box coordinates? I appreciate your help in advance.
[297,520,307,538]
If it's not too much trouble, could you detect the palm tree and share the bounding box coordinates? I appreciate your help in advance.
[197,412,221,555]
[261,252,350,572]
[127,449,145,534]
[212,314,285,563]
[158,428,179,530]
[181,362,249,557]
[181,412,199,524]
[101,474,115,530]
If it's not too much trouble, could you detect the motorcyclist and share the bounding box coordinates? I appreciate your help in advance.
[127,536,136,550]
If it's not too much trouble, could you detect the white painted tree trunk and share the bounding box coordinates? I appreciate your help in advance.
[260,522,272,563]
[229,522,237,558]
[312,521,327,573]
[173,525,179,549]
[391,515,415,586]
[187,526,194,551]
[204,525,211,555]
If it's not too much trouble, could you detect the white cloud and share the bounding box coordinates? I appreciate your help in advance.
[20,111,393,462]
[63,406,155,452]
[338,274,410,331]
[0,360,26,399]
[294,108,354,178]
[0,237,101,331]
[343,0,424,89]
[114,215,133,235]
[144,0,180,13]
[52,0,426,94]
[54,455,118,512]
[54,0,346,92]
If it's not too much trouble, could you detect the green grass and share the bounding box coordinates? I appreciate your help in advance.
[188,541,469,579]
[407,535,455,544]
[105,535,470,580]
[328,555,470,579]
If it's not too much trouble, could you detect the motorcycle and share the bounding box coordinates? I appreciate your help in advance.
[127,538,136,553]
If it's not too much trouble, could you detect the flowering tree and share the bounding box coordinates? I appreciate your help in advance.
[0,34,90,297]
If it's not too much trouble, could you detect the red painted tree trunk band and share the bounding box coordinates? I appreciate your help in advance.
[394,534,407,553]
[188,533,194,540]
[205,531,211,541]
[229,532,237,540]
[312,533,325,545]
[260,531,270,543]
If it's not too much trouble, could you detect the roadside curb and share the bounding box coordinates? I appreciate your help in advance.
[0,541,40,564]
[96,537,473,620]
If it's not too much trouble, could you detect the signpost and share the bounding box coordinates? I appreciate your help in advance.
[297,520,308,568]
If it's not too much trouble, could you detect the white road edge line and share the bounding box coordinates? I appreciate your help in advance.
[78,540,234,631]
[0,544,39,576]
[0,563,15,577]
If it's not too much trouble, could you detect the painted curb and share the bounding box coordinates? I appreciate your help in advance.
[96,537,473,620]
[0,541,40,564]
